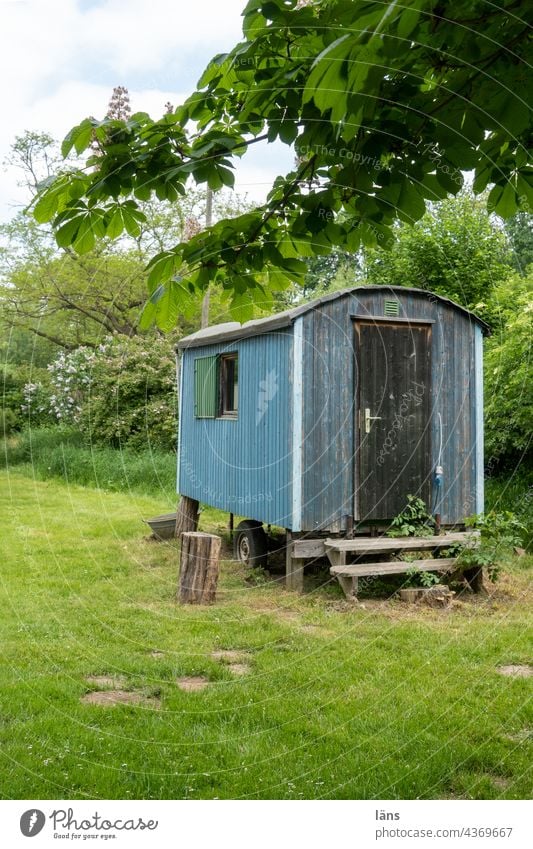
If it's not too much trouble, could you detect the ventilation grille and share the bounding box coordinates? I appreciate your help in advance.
[384,299,400,316]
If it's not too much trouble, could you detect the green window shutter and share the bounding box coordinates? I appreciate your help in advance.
[194,355,218,418]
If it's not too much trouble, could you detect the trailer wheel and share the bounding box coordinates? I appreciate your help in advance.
[233,520,268,569]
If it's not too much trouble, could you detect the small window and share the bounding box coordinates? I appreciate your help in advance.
[220,353,238,417]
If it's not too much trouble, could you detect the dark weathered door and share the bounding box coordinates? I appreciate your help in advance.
[356,321,432,521]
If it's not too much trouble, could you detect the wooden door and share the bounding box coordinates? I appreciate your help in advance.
[356,321,432,521]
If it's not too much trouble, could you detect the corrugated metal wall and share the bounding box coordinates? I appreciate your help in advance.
[178,331,293,526]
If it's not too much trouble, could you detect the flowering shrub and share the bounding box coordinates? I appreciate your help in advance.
[79,335,177,451]
[47,347,95,423]
[22,335,177,451]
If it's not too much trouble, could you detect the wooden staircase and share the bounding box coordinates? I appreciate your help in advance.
[325,532,479,599]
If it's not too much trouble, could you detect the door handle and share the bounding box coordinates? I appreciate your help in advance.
[364,407,382,434]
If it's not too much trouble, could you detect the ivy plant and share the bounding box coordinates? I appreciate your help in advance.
[387,495,435,538]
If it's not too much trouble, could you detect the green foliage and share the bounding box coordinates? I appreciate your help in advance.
[30,0,533,329]
[363,193,511,312]
[455,512,527,582]
[2,364,28,434]
[484,271,533,466]
[387,495,435,538]
[301,249,359,299]
[505,213,533,275]
[404,565,441,589]
[1,351,53,434]
[2,137,255,348]
[0,214,147,348]
[486,470,533,551]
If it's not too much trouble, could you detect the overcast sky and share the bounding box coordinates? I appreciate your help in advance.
[0,0,292,221]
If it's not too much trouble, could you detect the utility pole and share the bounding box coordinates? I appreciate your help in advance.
[176,186,213,535]
[200,187,213,329]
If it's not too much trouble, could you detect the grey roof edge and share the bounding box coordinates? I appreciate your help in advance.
[176,285,491,349]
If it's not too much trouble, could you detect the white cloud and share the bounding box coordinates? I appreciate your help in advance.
[78,0,245,75]
[29,82,188,137]
[0,0,286,219]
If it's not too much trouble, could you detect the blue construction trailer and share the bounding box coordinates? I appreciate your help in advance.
[176,286,489,591]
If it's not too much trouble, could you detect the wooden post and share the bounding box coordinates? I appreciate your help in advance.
[337,575,359,600]
[178,532,221,604]
[285,531,304,592]
[175,495,199,536]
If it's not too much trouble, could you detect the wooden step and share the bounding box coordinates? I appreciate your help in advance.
[324,531,478,555]
[330,558,458,579]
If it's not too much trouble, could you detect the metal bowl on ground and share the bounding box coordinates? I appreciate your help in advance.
[144,512,177,540]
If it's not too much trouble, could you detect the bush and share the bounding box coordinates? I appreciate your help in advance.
[2,362,52,434]
[486,470,533,550]
[79,335,176,451]
[21,335,177,451]
[456,511,527,582]
[484,271,532,468]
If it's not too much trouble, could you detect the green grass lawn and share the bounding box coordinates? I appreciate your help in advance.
[1,471,531,800]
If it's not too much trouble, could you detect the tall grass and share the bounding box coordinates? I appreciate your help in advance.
[1,427,176,499]
[486,467,533,549]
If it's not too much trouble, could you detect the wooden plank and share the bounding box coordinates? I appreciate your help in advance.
[293,531,479,558]
[351,315,436,325]
[287,558,305,592]
[330,558,457,578]
[292,538,326,558]
[325,531,478,553]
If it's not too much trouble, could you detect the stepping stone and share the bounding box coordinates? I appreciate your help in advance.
[505,728,532,743]
[176,676,210,692]
[227,663,250,677]
[85,675,128,688]
[81,690,160,708]
[497,665,532,678]
[211,650,249,663]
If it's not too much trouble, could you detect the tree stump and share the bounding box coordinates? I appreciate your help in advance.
[175,495,199,537]
[178,532,221,604]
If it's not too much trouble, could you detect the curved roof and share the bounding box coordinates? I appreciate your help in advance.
[177,285,491,349]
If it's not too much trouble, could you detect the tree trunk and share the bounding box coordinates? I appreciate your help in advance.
[175,496,199,536]
[178,532,221,604]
